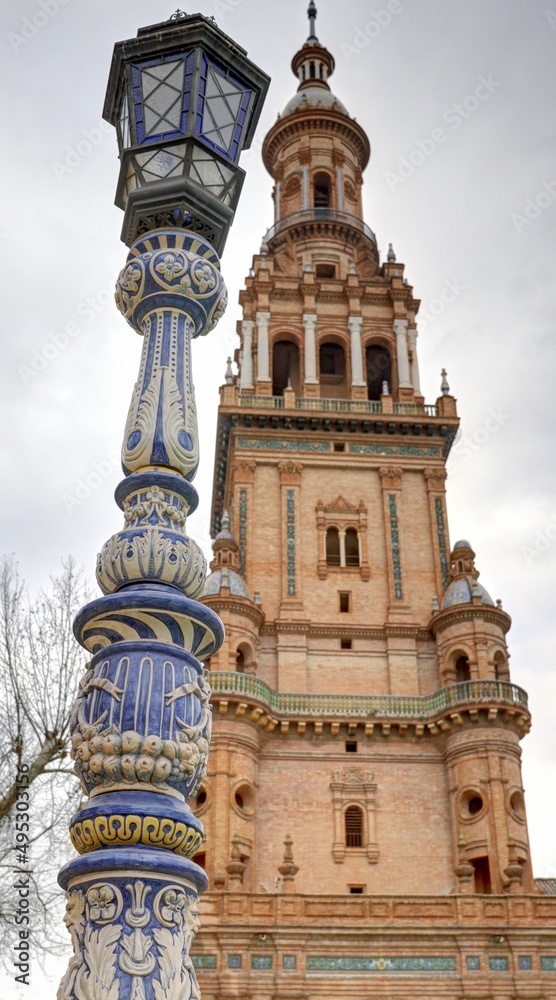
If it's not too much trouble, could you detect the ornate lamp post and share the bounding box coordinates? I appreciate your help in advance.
[57,13,268,998]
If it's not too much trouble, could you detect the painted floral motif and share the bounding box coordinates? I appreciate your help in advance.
[156,253,186,281]
[160,889,188,926]
[87,885,118,923]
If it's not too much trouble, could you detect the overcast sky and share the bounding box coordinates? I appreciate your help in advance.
[1,0,555,994]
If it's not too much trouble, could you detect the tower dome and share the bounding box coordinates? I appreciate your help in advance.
[442,540,494,608]
[203,511,251,599]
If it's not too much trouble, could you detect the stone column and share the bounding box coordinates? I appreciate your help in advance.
[348,315,365,386]
[302,165,309,210]
[58,229,226,998]
[407,325,422,395]
[303,312,318,384]
[256,311,271,383]
[393,318,412,389]
[240,319,254,390]
[336,167,344,211]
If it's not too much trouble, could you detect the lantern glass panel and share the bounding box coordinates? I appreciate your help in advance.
[190,146,239,206]
[123,143,188,202]
[141,59,186,137]
[118,91,131,151]
[196,56,252,161]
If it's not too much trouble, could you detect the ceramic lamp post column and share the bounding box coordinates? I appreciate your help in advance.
[57,230,226,999]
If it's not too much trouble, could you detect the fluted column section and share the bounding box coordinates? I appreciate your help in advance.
[348,315,365,386]
[256,311,271,382]
[240,320,254,390]
[58,230,227,999]
[407,325,422,395]
[303,312,318,384]
[394,318,412,389]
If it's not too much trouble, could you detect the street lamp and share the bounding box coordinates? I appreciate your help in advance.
[104,10,269,255]
[57,12,268,997]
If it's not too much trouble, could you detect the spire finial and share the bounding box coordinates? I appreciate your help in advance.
[440,368,450,396]
[387,243,396,263]
[308,1,317,39]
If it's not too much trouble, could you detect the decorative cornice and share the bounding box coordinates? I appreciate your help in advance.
[431,604,512,635]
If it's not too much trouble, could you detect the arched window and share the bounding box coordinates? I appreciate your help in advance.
[310,60,315,79]
[326,527,341,566]
[272,339,300,396]
[319,342,345,380]
[456,655,471,684]
[345,528,360,567]
[493,651,507,680]
[236,648,246,673]
[366,345,392,401]
[345,806,363,848]
[314,172,331,208]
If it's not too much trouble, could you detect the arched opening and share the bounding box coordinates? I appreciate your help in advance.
[455,655,471,684]
[314,172,331,208]
[236,642,255,675]
[272,339,300,396]
[493,651,507,680]
[309,60,315,79]
[326,527,341,566]
[345,806,364,848]
[345,528,360,567]
[319,63,324,80]
[366,344,392,401]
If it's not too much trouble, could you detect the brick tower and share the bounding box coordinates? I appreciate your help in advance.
[192,5,556,996]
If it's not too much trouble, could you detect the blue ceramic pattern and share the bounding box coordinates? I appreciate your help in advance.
[388,494,403,600]
[239,488,248,578]
[306,956,457,972]
[466,956,480,970]
[251,955,273,970]
[541,957,556,971]
[286,489,296,596]
[489,956,509,972]
[518,955,533,970]
[228,954,242,969]
[434,497,450,591]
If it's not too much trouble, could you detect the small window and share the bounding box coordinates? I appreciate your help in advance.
[349,886,365,894]
[339,591,351,613]
[345,741,357,753]
[345,806,363,848]
[315,263,336,279]
[345,528,360,567]
[333,442,345,453]
[341,638,352,650]
[326,527,341,566]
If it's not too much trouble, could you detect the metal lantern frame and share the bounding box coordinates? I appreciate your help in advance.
[103,14,270,253]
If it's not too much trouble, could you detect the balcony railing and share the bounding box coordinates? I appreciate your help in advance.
[263,207,377,246]
[237,395,439,417]
[208,674,528,721]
